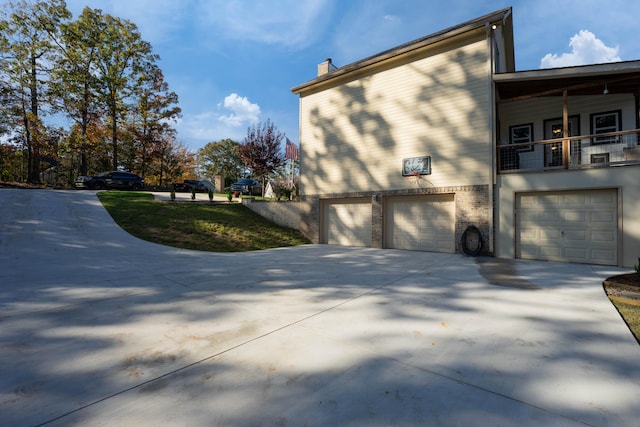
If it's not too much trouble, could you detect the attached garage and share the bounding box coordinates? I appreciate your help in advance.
[322,198,372,246]
[516,189,618,265]
[385,194,455,253]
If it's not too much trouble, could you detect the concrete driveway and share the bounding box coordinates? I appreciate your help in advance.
[1,189,639,426]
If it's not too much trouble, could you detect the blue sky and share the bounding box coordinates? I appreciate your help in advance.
[61,0,640,152]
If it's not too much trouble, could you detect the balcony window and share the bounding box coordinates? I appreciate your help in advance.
[591,110,621,145]
[509,123,533,152]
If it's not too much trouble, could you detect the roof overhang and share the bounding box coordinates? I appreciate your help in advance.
[494,60,640,101]
[291,7,513,95]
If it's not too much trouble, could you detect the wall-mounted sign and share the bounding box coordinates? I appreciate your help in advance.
[402,156,431,176]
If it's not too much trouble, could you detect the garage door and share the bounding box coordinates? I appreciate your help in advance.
[516,189,618,265]
[323,198,372,246]
[385,194,455,252]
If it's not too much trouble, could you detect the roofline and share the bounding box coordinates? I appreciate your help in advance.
[291,7,513,94]
[494,60,640,83]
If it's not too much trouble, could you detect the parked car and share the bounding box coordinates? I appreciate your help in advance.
[231,178,261,196]
[75,171,145,190]
[173,180,208,193]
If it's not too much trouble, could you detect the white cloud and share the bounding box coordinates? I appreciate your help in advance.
[218,93,261,127]
[174,93,262,149]
[540,30,620,68]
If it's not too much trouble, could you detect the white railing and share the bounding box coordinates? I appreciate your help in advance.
[498,129,640,173]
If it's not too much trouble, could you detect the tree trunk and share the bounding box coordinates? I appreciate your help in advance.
[111,108,118,170]
[28,54,40,183]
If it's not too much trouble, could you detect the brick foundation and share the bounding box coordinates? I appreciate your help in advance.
[301,184,492,255]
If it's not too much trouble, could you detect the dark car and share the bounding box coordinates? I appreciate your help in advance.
[231,178,261,196]
[174,179,208,193]
[75,171,145,190]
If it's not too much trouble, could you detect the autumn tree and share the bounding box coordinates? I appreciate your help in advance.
[0,2,187,186]
[238,119,285,195]
[128,63,181,179]
[154,136,194,186]
[198,138,242,183]
[0,0,70,182]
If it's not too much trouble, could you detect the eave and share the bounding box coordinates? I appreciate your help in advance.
[291,7,513,95]
[495,60,640,101]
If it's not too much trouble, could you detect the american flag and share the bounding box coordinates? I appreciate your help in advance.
[285,138,299,160]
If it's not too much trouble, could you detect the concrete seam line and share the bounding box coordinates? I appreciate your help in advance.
[35,259,444,426]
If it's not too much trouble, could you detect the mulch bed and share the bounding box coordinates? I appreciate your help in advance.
[604,273,640,305]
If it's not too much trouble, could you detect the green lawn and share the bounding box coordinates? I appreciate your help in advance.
[98,191,310,252]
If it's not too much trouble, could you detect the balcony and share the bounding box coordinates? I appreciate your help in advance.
[497,129,640,173]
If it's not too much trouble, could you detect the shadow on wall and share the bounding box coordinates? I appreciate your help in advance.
[302,48,490,197]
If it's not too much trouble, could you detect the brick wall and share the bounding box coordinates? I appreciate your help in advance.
[300,184,491,255]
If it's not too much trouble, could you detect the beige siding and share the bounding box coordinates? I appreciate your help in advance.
[300,35,492,196]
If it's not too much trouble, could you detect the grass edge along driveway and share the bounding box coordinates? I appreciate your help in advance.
[98,191,310,252]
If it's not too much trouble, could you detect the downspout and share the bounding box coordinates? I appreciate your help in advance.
[485,23,496,254]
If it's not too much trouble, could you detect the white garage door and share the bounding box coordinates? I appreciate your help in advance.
[385,194,455,253]
[517,189,618,265]
[323,198,372,247]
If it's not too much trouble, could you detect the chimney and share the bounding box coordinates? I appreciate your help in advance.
[317,58,337,76]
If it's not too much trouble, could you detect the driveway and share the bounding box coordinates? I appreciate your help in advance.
[1,189,638,426]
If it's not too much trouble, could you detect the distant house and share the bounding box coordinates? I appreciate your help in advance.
[291,7,640,268]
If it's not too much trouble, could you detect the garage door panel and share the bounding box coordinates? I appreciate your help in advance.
[591,230,616,242]
[539,211,563,222]
[516,189,617,265]
[539,246,562,257]
[591,249,616,264]
[564,194,586,204]
[565,247,587,258]
[590,211,616,224]
[564,211,585,222]
[386,195,454,253]
[591,191,617,205]
[564,230,586,241]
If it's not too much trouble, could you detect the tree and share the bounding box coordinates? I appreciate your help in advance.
[50,6,104,176]
[91,9,155,170]
[198,138,242,183]
[0,0,71,182]
[128,63,181,179]
[154,136,194,186]
[238,119,285,195]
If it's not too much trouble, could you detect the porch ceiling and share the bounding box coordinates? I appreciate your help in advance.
[495,66,640,102]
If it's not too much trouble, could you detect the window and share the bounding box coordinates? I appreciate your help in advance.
[509,123,534,152]
[591,110,621,145]
[591,153,610,163]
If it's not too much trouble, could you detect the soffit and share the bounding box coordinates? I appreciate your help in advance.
[495,61,640,101]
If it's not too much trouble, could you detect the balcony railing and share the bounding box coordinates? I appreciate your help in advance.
[497,129,640,173]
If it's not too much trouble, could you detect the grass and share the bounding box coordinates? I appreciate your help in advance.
[98,191,310,252]
[610,300,640,343]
